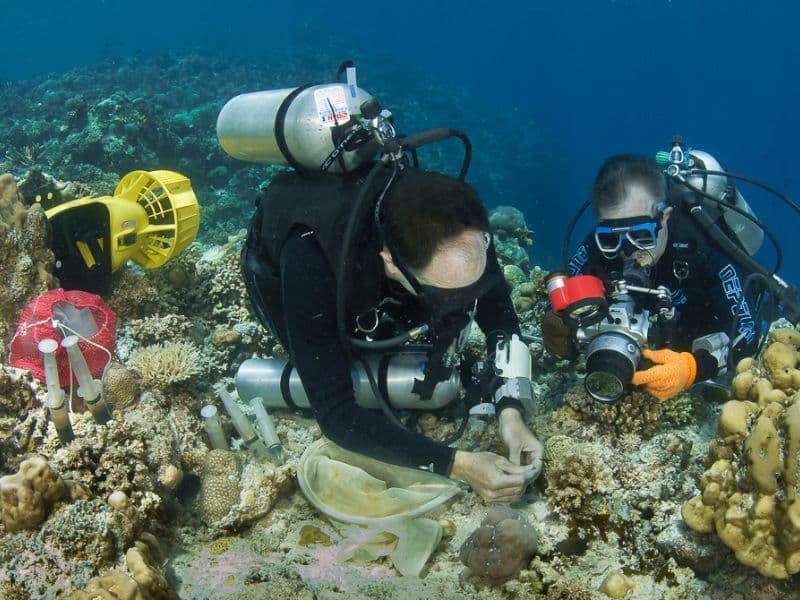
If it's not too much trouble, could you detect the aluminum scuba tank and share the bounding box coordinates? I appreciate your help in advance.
[216,83,380,174]
[235,353,461,411]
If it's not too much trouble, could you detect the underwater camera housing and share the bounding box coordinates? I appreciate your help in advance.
[549,273,672,403]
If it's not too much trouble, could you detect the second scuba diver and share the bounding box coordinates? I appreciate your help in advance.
[241,167,543,503]
[543,144,799,403]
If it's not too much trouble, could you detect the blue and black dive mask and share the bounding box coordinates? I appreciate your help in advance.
[594,202,666,259]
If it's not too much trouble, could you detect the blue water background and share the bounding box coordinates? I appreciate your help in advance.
[3,0,798,282]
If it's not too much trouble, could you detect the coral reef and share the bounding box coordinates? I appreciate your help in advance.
[0,366,41,466]
[681,328,800,578]
[198,449,241,524]
[127,340,205,389]
[490,205,533,246]
[543,436,614,520]
[100,361,142,412]
[0,174,55,364]
[70,534,178,600]
[0,455,66,531]
[564,384,663,438]
[459,506,538,584]
[0,52,795,600]
[490,207,532,273]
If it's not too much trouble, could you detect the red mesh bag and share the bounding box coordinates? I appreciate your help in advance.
[9,288,117,385]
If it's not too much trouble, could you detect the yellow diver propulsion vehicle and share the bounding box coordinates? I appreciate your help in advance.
[45,170,200,294]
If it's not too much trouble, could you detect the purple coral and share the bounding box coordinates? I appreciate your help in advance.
[459,507,538,584]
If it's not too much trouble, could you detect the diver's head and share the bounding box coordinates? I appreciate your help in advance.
[591,154,672,269]
[380,228,489,294]
[378,170,494,312]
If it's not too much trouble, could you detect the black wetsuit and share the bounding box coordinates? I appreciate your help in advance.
[568,205,760,380]
[242,169,521,476]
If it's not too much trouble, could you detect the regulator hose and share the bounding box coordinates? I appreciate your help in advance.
[694,169,800,217]
[674,174,783,275]
[398,128,472,181]
[336,127,473,353]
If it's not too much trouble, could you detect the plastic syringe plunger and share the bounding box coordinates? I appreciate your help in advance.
[200,404,228,450]
[61,335,112,424]
[249,397,285,465]
[217,387,270,460]
[38,338,74,445]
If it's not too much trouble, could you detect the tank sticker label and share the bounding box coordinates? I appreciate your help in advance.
[314,86,350,126]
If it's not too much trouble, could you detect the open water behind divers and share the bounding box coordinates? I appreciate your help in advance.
[2,0,798,285]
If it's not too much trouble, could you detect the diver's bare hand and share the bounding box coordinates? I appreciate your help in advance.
[450,450,532,503]
[498,407,544,481]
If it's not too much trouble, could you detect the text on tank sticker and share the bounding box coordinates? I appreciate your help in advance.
[314,86,350,126]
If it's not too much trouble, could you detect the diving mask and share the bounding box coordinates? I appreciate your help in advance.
[594,203,666,258]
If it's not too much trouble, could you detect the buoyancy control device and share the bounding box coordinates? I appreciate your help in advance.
[217,62,525,441]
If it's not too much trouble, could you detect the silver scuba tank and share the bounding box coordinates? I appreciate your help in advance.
[235,353,461,411]
[686,150,764,256]
[216,82,379,174]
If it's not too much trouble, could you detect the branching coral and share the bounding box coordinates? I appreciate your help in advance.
[544,435,614,519]
[127,340,204,388]
[681,327,800,578]
[125,313,193,345]
[661,391,699,428]
[565,384,662,438]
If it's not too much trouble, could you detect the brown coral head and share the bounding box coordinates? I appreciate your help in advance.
[459,507,538,585]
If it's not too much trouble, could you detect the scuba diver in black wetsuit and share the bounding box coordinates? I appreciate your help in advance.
[543,141,800,404]
[216,65,542,503]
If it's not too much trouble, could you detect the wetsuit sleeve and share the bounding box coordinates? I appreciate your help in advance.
[279,231,457,475]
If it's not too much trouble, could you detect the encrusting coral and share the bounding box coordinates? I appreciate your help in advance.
[681,326,800,578]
